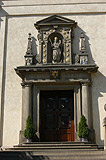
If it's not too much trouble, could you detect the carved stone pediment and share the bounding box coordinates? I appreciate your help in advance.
[34,15,77,30]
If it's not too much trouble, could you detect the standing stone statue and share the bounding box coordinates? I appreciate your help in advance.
[52,37,62,63]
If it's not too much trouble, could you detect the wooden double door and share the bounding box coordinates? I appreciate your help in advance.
[40,90,74,142]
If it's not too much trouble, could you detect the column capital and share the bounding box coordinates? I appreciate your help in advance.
[21,81,32,88]
[80,80,91,86]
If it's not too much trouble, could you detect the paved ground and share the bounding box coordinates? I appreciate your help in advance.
[0,150,106,160]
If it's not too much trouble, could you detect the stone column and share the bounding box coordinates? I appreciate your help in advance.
[33,86,40,140]
[81,82,89,126]
[81,82,95,143]
[19,82,32,143]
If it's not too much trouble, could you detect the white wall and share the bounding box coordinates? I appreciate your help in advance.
[0,0,106,146]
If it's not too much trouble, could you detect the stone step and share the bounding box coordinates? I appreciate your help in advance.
[14,142,98,147]
[19,141,91,145]
[3,142,105,160]
[2,150,104,154]
[5,146,98,151]
[14,144,98,148]
[17,142,98,147]
[0,150,105,160]
[31,150,105,155]
[4,142,100,151]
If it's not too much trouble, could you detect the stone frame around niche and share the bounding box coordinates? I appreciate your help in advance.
[34,15,77,65]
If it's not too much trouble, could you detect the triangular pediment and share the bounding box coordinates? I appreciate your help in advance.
[35,15,77,29]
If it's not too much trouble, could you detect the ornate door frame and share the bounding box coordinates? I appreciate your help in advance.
[33,83,81,141]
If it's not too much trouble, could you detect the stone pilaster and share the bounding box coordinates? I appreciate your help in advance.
[19,82,32,143]
[81,82,89,126]
[81,81,96,143]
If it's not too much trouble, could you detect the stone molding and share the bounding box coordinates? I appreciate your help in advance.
[1,3,106,16]
[15,64,98,78]
[80,81,91,86]
[2,0,106,6]
[21,81,32,88]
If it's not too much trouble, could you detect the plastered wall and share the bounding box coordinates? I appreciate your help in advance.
[0,0,106,146]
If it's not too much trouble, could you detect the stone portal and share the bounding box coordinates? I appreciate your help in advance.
[15,15,98,143]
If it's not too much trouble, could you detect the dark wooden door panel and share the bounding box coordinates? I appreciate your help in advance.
[44,131,57,142]
[40,90,74,142]
[58,132,71,142]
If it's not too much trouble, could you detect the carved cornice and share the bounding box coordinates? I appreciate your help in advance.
[15,64,98,80]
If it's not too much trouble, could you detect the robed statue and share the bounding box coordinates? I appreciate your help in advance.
[51,37,62,63]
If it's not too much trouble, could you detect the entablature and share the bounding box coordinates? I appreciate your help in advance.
[15,64,98,80]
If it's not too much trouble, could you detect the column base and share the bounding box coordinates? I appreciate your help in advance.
[19,130,27,144]
[88,129,95,143]
[19,130,40,143]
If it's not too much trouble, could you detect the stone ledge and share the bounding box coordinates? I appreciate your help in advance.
[15,64,98,73]
[1,3,106,16]
[15,64,98,81]
[2,0,106,7]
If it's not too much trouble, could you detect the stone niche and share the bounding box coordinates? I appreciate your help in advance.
[15,15,98,143]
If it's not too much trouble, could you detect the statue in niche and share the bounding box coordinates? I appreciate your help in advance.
[51,37,62,63]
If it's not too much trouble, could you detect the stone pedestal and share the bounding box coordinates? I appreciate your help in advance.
[19,82,32,143]
[103,117,106,150]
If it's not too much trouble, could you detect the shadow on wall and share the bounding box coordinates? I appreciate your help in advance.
[0,152,50,160]
[32,37,39,64]
[92,71,106,145]
[73,25,105,145]
[0,1,8,145]
[0,1,8,28]
[0,1,4,29]
[73,26,95,64]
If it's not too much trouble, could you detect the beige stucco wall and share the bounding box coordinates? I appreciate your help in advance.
[0,0,106,146]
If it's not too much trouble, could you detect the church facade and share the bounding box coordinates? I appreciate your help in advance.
[0,0,106,147]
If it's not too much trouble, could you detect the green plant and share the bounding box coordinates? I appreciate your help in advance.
[24,115,35,139]
[78,115,89,138]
